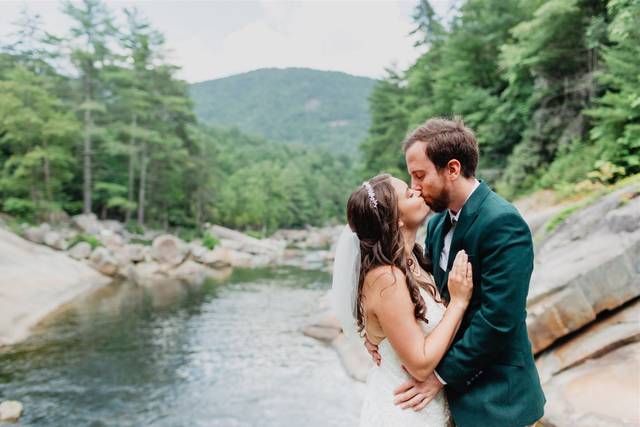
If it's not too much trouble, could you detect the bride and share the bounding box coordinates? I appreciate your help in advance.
[332,173,473,427]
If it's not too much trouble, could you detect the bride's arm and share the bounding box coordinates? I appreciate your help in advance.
[369,254,471,382]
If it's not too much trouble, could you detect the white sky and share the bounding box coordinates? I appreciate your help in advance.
[0,0,454,83]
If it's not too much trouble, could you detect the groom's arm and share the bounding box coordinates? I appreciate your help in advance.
[434,211,533,391]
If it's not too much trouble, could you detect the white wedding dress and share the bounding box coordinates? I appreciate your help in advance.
[359,285,452,427]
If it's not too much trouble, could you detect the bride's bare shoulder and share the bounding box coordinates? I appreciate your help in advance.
[363,265,407,295]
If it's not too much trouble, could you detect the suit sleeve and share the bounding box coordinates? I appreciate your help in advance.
[434,211,533,390]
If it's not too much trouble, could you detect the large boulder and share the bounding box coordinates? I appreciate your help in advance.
[99,229,124,249]
[209,225,286,257]
[127,261,166,287]
[123,243,147,263]
[540,341,639,427]
[535,300,640,383]
[68,241,92,260]
[23,223,51,244]
[526,186,640,354]
[151,234,187,267]
[0,400,23,422]
[0,228,111,346]
[72,213,101,234]
[89,247,119,277]
[43,230,68,251]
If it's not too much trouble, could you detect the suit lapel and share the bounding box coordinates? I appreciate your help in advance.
[446,180,492,271]
[429,213,448,292]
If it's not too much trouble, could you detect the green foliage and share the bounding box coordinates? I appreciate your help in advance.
[587,0,640,177]
[69,233,101,249]
[360,0,636,200]
[190,68,375,156]
[201,232,219,250]
[544,204,584,234]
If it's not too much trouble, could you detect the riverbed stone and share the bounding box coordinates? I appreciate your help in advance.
[332,334,373,382]
[526,185,640,354]
[535,299,640,383]
[72,213,101,234]
[123,243,146,262]
[303,325,340,342]
[540,341,640,427]
[151,234,187,267]
[24,223,50,244]
[68,241,92,260]
[43,230,68,250]
[90,247,119,277]
[0,400,23,422]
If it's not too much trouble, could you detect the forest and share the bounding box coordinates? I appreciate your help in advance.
[1,0,638,235]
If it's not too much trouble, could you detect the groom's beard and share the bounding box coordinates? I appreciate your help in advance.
[425,190,450,213]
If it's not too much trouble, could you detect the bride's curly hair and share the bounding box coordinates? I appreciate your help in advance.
[347,173,443,335]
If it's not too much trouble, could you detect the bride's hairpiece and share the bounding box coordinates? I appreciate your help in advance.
[362,181,378,209]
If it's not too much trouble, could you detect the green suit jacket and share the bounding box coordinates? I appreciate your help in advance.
[425,180,546,427]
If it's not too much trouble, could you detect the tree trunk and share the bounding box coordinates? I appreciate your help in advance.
[82,73,93,214]
[125,112,137,223]
[137,141,147,227]
[43,139,53,222]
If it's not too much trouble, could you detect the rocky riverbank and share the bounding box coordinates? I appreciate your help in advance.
[0,214,342,349]
[304,181,640,426]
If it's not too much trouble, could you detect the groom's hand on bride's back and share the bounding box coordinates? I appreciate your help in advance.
[364,334,381,366]
[393,371,443,411]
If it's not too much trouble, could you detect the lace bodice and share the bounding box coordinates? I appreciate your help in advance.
[359,283,452,427]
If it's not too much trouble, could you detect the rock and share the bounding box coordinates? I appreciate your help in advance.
[209,224,286,256]
[197,247,232,268]
[536,300,640,383]
[99,229,124,249]
[0,400,23,422]
[226,249,254,268]
[151,234,187,267]
[68,241,92,260]
[170,260,208,285]
[332,334,373,382]
[526,185,640,354]
[128,261,166,287]
[101,219,124,234]
[43,230,68,250]
[90,247,119,277]
[303,325,341,342]
[605,198,640,233]
[0,228,111,346]
[123,243,146,262]
[189,243,209,262]
[24,223,50,244]
[540,341,640,427]
[72,213,101,234]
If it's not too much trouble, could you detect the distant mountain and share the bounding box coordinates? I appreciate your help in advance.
[189,68,376,155]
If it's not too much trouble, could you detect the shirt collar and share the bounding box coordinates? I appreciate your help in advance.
[448,178,480,222]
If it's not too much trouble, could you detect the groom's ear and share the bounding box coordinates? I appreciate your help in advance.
[446,159,462,179]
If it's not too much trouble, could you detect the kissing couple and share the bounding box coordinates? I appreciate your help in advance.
[331,117,546,427]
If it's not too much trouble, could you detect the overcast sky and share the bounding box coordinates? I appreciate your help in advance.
[0,0,454,83]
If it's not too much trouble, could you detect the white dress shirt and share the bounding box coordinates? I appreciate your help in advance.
[434,178,480,386]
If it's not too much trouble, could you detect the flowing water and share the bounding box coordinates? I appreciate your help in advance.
[0,266,364,426]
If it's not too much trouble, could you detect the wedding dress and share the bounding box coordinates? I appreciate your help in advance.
[358,284,452,427]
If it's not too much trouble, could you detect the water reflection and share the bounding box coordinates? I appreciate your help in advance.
[0,266,364,426]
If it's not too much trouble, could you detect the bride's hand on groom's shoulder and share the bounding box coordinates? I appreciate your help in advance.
[447,250,473,309]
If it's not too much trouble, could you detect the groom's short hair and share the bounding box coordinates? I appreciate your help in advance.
[402,117,479,178]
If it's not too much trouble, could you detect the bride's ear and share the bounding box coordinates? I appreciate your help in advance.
[398,219,405,228]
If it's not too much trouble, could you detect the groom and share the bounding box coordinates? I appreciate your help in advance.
[365,117,546,427]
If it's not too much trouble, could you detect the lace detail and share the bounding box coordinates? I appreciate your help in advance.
[359,283,452,427]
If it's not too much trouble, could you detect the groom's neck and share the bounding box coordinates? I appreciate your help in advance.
[447,176,477,215]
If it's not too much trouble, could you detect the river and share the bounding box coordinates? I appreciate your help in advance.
[0,266,365,426]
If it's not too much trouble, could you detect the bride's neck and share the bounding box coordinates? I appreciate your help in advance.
[401,227,417,258]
